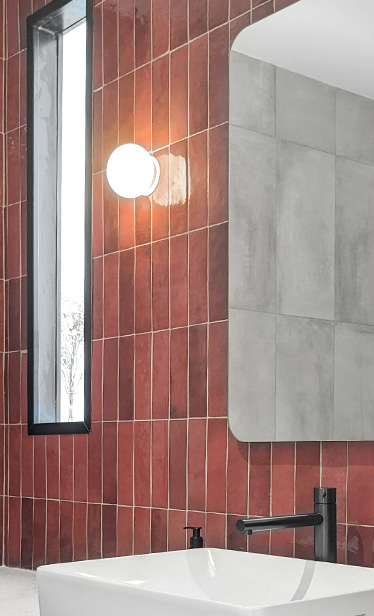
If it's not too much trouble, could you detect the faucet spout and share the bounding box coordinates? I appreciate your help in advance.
[236,513,323,535]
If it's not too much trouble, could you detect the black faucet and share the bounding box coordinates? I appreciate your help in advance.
[236,487,337,563]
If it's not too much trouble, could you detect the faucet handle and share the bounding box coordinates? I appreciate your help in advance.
[184,526,203,549]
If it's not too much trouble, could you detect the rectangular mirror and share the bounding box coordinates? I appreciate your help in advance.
[27,0,93,435]
[228,0,374,442]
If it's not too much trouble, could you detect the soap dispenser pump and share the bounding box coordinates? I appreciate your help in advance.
[184,526,203,549]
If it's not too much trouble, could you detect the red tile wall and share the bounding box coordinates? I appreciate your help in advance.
[2,0,374,570]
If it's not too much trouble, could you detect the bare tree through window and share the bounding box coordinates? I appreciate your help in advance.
[61,299,84,421]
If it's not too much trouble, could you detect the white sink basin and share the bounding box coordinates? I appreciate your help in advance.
[37,548,374,615]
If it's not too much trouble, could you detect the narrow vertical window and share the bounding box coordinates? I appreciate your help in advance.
[27,0,92,434]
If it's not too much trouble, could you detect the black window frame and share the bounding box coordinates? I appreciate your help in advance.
[27,0,93,436]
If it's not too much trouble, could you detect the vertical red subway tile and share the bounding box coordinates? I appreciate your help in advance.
[169,420,187,510]
[93,89,103,174]
[92,172,104,258]
[6,53,19,132]
[209,24,229,127]
[103,422,118,504]
[208,321,227,417]
[322,442,347,524]
[209,124,228,225]
[170,234,188,328]
[135,195,151,246]
[6,201,20,280]
[188,418,206,511]
[134,421,151,506]
[135,64,151,151]
[151,509,167,553]
[104,252,119,338]
[8,278,20,352]
[189,325,207,418]
[103,337,118,421]
[91,339,103,422]
[230,13,251,47]
[207,418,227,513]
[152,420,168,508]
[152,148,169,241]
[119,249,135,336]
[46,435,59,501]
[170,46,188,144]
[8,497,21,567]
[33,435,46,499]
[227,513,246,551]
[20,124,27,203]
[169,139,188,235]
[170,327,188,419]
[118,422,134,506]
[348,442,374,526]
[270,528,294,558]
[21,427,33,498]
[152,0,169,58]
[135,0,151,67]
[209,223,228,322]
[59,436,73,502]
[189,35,208,135]
[249,443,271,517]
[295,442,320,512]
[103,80,119,172]
[337,524,346,565]
[272,443,295,516]
[119,72,135,145]
[206,513,226,549]
[119,336,135,421]
[102,505,117,558]
[249,532,270,555]
[104,189,119,255]
[134,506,150,555]
[347,526,374,568]
[209,0,228,29]
[93,257,103,340]
[33,499,46,568]
[230,0,251,19]
[119,197,135,250]
[60,501,73,563]
[152,55,169,150]
[6,0,19,57]
[152,239,169,331]
[189,229,207,325]
[20,278,27,351]
[135,244,151,333]
[88,423,102,503]
[189,132,207,231]
[8,352,21,425]
[46,500,60,565]
[168,509,187,551]
[103,0,118,84]
[117,506,133,556]
[135,333,151,419]
[7,129,21,206]
[93,2,103,91]
[295,526,314,561]
[119,0,135,76]
[73,502,87,562]
[227,430,248,514]
[170,0,187,50]
[189,0,207,39]
[152,330,169,419]
[74,434,88,503]
[21,498,33,569]
[87,504,102,560]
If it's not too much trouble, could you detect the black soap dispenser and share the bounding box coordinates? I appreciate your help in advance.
[184,526,203,549]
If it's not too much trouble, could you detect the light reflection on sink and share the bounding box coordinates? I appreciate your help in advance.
[37,548,374,615]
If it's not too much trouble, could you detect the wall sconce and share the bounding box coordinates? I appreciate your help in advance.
[106,143,160,199]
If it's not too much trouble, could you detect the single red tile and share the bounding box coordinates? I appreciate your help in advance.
[104,252,119,338]
[33,499,46,568]
[208,321,227,417]
[60,501,73,563]
[93,257,103,340]
[230,13,251,47]
[92,173,104,258]
[135,333,151,419]
[6,53,19,132]
[151,509,167,553]
[46,435,59,500]
[33,435,46,499]
[20,125,27,203]
[249,443,271,516]
[152,330,169,419]
[170,139,188,235]
[209,24,229,127]
[206,513,226,549]
[103,338,118,420]
[189,35,208,135]
[135,244,151,333]
[6,0,19,57]
[134,507,150,555]
[322,442,347,524]
[135,64,151,151]
[152,420,168,508]
[189,0,207,38]
[170,328,188,419]
[60,436,73,502]
[119,0,135,76]
[103,189,119,255]
[118,422,134,505]
[102,505,117,558]
[134,421,151,506]
[21,498,33,569]
[135,195,151,245]
[152,0,169,58]
[168,509,187,551]
[170,46,188,143]
[227,430,248,514]
[295,526,314,561]
[119,197,135,250]
[119,250,135,336]
[73,502,87,562]
[209,0,228,28]
[188,418,206,511]
[187,511,206,534]
[6,201,21,281]
[272,442,295,515]
[249,532,270,555]
[209,124,228,224]
[347,526,374,568]
[209,223,228,322]
[8,278,21,352]
[227,513,246,551]
[189,229,207,325]
[207,418,227,513]
[88,423,103,503]
[295,442,320,513]
[189,132,207,231]
[103,0,118,84]
[117,507,133,556]
[152,239,169,331]
[8,350,21,425]
[74,434,88,503]
[337,523,346,565]
[348,442,374,526]
[91,339,103,422]
[170,0,187,50]
[7,130,21,206]
[169,420,187,510]
[135,0,151,67]
[20,277,27,351]
[103,80,119,172]
[270,529,294,558]
[21,427,33,498]
[152,55,169,150]
[119,72,135,145]
[88,504,102,560]
[93,3,103,91]
[103,422,118,504]
[189,325,207,418]
[170,234,188,328]
[93,90,103,174]
[119,336,135,420]
[8,497,21,567]
[230,0,251,19]
[46,500,60,565]
[152,148,169,240]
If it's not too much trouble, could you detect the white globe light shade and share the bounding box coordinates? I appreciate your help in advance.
[106,143,160,199]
